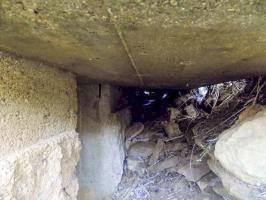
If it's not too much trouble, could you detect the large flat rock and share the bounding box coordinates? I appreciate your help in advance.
[1,0,266,88]
[215,106,266,186]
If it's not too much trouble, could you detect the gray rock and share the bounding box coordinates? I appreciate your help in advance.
[208,159,266,200]
[165,142,187,153]
[197,172,219,192]
[149,139,164,166]
[128,142,156,160]
[126,122,145,141]
[163,122,182,138]
[215,105,266,186]
[127,158,147,174]
[212,182,236,200]
[177,157,211,182]
[149,156,179,173]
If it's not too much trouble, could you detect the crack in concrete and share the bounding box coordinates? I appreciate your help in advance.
[105,7,145,86]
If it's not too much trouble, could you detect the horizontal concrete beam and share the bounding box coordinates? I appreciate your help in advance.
[0,0,266,88]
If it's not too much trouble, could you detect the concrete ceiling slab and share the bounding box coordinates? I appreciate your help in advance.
[0,0,266,88]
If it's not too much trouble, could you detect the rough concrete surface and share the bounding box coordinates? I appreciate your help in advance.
[0,54,80,199]
[0,54,77,155]
[0,131,81,200]
[77,84,131,200]
[0,0,266,88]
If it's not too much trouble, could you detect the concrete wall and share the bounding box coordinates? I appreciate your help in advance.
[0,54,80,199]
[77,85,131,200]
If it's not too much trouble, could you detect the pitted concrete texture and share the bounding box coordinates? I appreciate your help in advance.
[0,131,81,200]
[1,0,266,88]
[0,54,77,155]
[77,85,131,200]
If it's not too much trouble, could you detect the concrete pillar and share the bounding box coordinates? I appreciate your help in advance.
[77,84,131,200]
[0,54,81,199]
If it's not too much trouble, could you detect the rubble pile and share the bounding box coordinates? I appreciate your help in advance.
[113,77,266,200]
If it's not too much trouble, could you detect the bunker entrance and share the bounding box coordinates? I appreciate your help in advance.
[111,77,266,200]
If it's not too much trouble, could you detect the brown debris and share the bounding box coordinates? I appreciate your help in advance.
[114,78,266,200]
